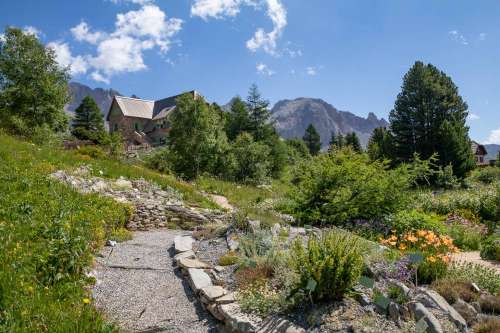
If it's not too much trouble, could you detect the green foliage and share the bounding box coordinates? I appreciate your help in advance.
[290,230,364,302]
[76,146,106,159]
[285,138,310,163]
[246,84,274,141]
[417,259,448,284]
[329,131,345,150]
[99,132,124,159]
[474,167,500,184]
[72,96,106,142]
[218,253,240,266]
[225,96,252,141]
[388,284,410,304]
[238,280,286,316]
[0,27,69,134]
[389,61,475,178]
[263,134,288,178]
[289,149,409,226]
[303,124,321,155]
[406,153,439,187]
[144,147,172,173]
[385,210,446,235]
[446,262,500,295]
[0,137,130,332]
[367,127,394,162]
[435,164,459,189]
[345,132,362,152]
[481,236,500,261]
[168,93,230,179]
[230,133,272,184]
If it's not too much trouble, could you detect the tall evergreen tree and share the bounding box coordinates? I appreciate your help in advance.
[225,96,251,141]
[345,132,362,152]
[0,27,69,133]
[389,61,474,178]
[303,124,321,155]
[246,84,273,141]
[329,131,345,149]
[367,127,394,161]
[72,96,105,141]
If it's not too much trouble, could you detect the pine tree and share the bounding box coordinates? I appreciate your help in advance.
[72,96,105,141]
[303,124,321,155]
[389,61,474,178]
[329,131,345,150]
[246,84,273,141]
[345,132,362,152]
[225,96,251,141]
[367,127,394,161]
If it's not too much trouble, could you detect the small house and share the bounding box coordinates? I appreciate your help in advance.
[471,141,488,166]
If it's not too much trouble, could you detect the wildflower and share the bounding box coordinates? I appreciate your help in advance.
[407,235,418,243]
[398,243,407,250]
[417,230,427,237]
[83,298,91,304]
[427,256,437,263]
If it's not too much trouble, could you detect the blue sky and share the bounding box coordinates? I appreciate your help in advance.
[1,0,499,144]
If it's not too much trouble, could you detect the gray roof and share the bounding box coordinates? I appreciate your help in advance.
[109,90,200,121]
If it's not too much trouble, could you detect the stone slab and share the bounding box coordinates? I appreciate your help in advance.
[174,235,194,253]
[188,268,212,292]
[179,258,210,269]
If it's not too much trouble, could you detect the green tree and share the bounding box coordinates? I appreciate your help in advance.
[345,132,362,152]
[225,96,251,141]
[0,27,69,134]
[367,127,394,161]
[246,84,274,141]
[286,138,310,163]
[230,132,271,184]
[168,93,229,179]
[264,134,288,178]
[389,61,474,178]
[303,124,321,155]
[71,96,105,142]
[329,131,345,150]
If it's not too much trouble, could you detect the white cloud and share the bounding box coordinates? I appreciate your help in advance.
[306,66,317,76]
[256,62,275,76]
[0,34,5,43]
[449,30,468,45]
[47,41,89,75]
[467,113,480,121]
[71,22,105,44]
[485,128,500,144]
[50,4,182,83]
[479,32,487,41]
[191,0,286,55]
[23,26,42,38]
[246,0,287,55]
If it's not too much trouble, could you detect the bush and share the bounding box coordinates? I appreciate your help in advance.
[478,294,500,314]
[219,252,239,266]
[289,149,410,226]
[230,133,271,184]
[446,262,500,295]
[473,318,500,333]
[474,167,500,184]
[145,147,172,173]
[385,210,446,235]
[290,230,363,302]
[76,146,106,159]
[446,223,484,251]
[435,164,459,189]
[481,237,500,261]
[431,278,478,304]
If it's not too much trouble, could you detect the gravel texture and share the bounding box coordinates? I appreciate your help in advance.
[452,251,500,273]
[93,230,218,333]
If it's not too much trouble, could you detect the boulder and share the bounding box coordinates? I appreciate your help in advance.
[388,302,400,322]
[187,268,212,292]
[453,299,477,326]
[420,289,467,332]
[271,223,281,236]
[174,235,194,253]
[114,178,133,190]
[178,258,210,269]
[409,302,443,333]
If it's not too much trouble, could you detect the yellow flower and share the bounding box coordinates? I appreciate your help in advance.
[417,230,427,237]
[407,235,418,243]
[427,256,437,263]
[83,298,91,304]
[398,243,407,250]
[389,241,397,246]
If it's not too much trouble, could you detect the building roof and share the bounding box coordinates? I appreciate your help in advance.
[107,90,200,121]
[471,141,488,156]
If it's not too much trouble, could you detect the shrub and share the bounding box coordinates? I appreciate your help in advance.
[478,294,500,314]
[388,284,410,304]
[76,146,106,159]
[385,210,446,235]
[431,278,478,304]
[473,318,500,333]
[238,280,285,316]
[290,230,363,302]
[235,263,274,288]
[230,132,272,184]
[289,149,409,226]
[144,147,172,174]
[446,262,500,295]
[481,237,500,261]
[219,252,240,266]
[446,223,484,251]
[474,167,500,184]
[435,164,459,189]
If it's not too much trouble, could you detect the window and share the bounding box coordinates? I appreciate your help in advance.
[134,122,141,131]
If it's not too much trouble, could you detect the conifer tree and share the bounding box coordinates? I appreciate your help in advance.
[345,132,362,152]
[225,96,251,141]
[367,127,394,161]
[71,96,105,141]
[389,61,474,178]
[303,124,321,155]
[329,131,346,149]
[246,84,273,141]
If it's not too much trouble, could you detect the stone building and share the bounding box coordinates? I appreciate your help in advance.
[106,90,200,146]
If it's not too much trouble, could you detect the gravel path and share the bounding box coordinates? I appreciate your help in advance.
[452,251,500,273]
[93,230,218,333]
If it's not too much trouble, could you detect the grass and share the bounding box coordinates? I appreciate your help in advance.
[195,176,291,227]
[0,134,216,332]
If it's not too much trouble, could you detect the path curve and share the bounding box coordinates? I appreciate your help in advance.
[93,230,218,333]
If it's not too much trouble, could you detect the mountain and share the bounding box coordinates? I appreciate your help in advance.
[484,144,500,162]
[65,82,122,118]
[270,98,388,148]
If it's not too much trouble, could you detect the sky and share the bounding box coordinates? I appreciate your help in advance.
[0,0,499,144]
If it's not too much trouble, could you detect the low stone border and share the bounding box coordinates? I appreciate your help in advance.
[173,235,305,333]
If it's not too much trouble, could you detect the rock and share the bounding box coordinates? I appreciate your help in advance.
[389,280,411,296]
[200,286,226,302]
[174,235,194,253]
[471,302,481,313]
[187,268,212,292]
[409,302,443,333]
[114,178,133,190]
[216,292,236,305]
[257,316,305,333]
[178,258,210,269]
[207,303,225,321]
[91,180,108,192]
[471,283,480,293]
[271,223,281,236]
[218,303,259,333]
[226,232,239,251]
[174,250,196,263]
[106,240,117,247]
[453,299,477,326]
[214,265,224,273]
[355,293,371,306]
[420,288,467,332]
[248,220,261,233]
[388,302,400,322]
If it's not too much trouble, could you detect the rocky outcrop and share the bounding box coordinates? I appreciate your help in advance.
[66,81,122,118]
[270,98,388,148]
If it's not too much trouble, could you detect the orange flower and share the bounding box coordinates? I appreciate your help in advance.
[417,230,427,237]
[407,235,418,243]
[427,256,437,263]
[398,243,407,250]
